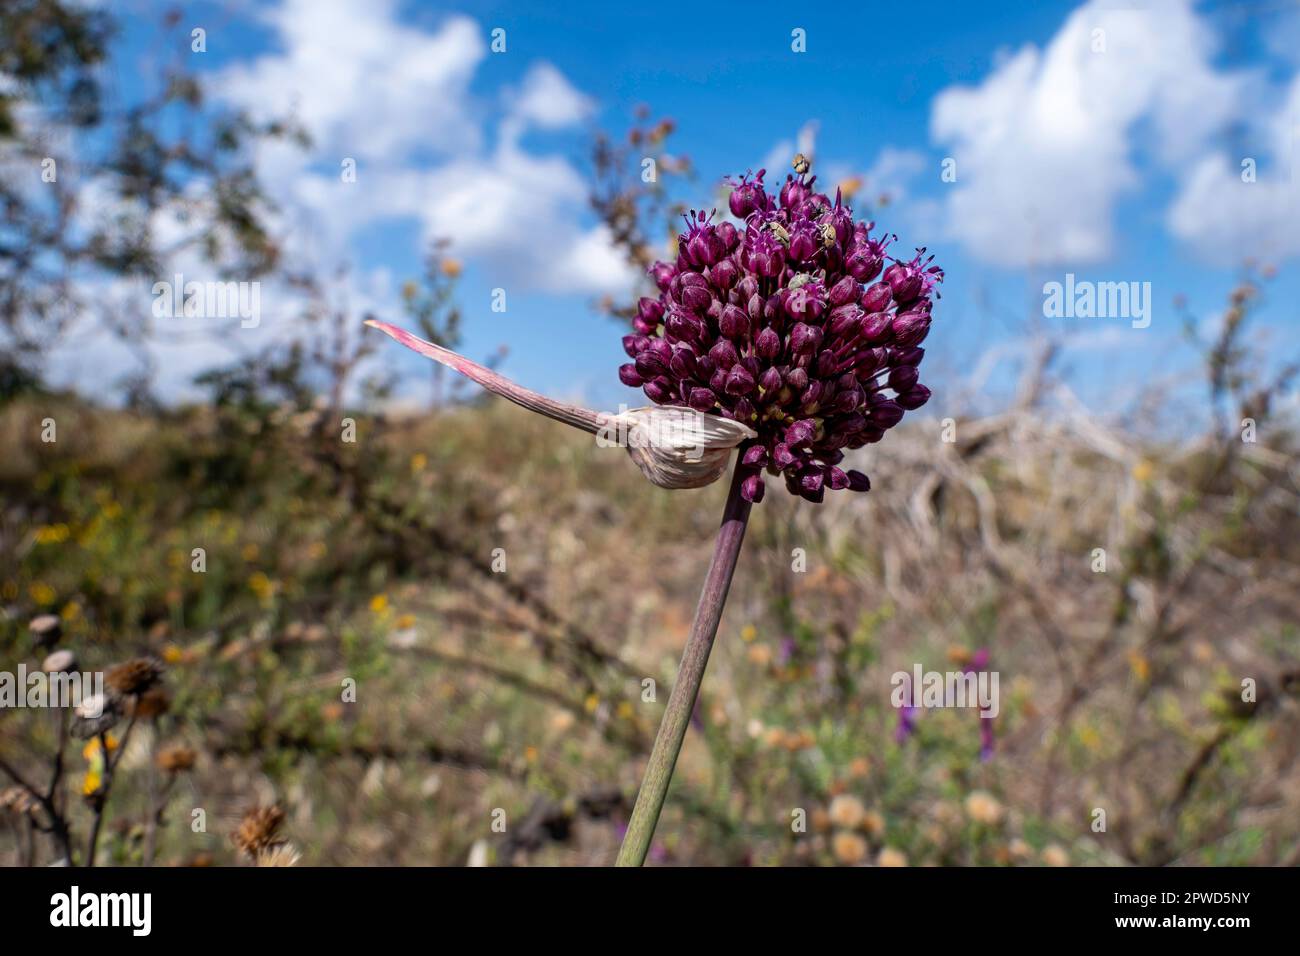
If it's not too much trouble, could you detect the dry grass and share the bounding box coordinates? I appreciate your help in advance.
[1,389,1297,866]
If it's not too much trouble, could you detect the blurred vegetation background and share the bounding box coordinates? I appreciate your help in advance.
[2,1,1298,867]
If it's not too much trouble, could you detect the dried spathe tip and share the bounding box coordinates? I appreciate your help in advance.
[366,320,754,489]
[365,320,601,433]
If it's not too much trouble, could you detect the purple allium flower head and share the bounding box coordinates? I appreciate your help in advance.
[629,158,942,503]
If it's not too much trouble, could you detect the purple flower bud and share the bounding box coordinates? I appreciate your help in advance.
[679,283,712,313]
[847,250,883,282]
[891,346,924,367]
[644,378,672,403]
[799,468,825,495]
[755,327,782,360]
[827,466,850,490]
[786,366,809,392]
[861,281,893,313]
[618,364,644,387]
[789,323,822,355]
[708,339,739,370]
[833,387,863,412]
[828,304,863,338]
[733,397,755,421]
[815,350,839,378]
[742,445,768,466]
[858,311,892,344]
[664,309,701,342]
[634,350,669,379]
[829,412,867,437]
[785,281,826,322]
[709,368,728,393]
[710,257,739,290]
[888,365,919,391]
[798,483,825,504]
[669,347,699,380]
[786,418,816,447]
[846,469,871,492]
[724,365,755,395]
[829,275,859,307]
[773,443,797,471]
[690,234,716,267]
[716,220,739,251]
[757,365,782,395]
[719,304,749,339]
[729,172,766,218]
[745,229,786,277]
[622,334,647,358]
[789,227,818,262]
[637,297,665,326]
[897,384,931,410]
[741,473,766,502]
[688,386,717,411]
[650,262,676,291]
[870,400,904,428]
[892,310,932,347]
[780,176,810,209]
[884,262,922,302]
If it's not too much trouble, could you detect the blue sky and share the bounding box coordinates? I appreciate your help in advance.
[84,0,1300,425]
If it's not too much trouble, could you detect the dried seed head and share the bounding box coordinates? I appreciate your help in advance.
[1,786,38,818]
[156,744,197,773]
[71,692,123,739]
[255,842,302,867]
[131,686,172,720]
[42,649,77,674]
[828,794,866,829]
[831,830,867,865]
[234,805,286,857]
[106,657,164,697]
[29,614,61,650]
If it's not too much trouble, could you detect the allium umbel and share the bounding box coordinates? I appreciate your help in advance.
[621,167,941,503]
[367,154,944,867]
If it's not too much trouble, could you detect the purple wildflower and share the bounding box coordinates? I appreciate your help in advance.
[894,671,918,743]
[630,161,942,503]
[963,647,995,762]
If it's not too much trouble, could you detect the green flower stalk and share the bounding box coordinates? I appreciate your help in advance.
[615,458,752,865]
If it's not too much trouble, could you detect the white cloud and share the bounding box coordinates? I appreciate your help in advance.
[43,0,635,401]
[214,0,634,295]
[219,0,484,162]
[861,147,926,206]
[507,62,594,130]
[1166,75,1300,264]
[930,0,1245,267]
